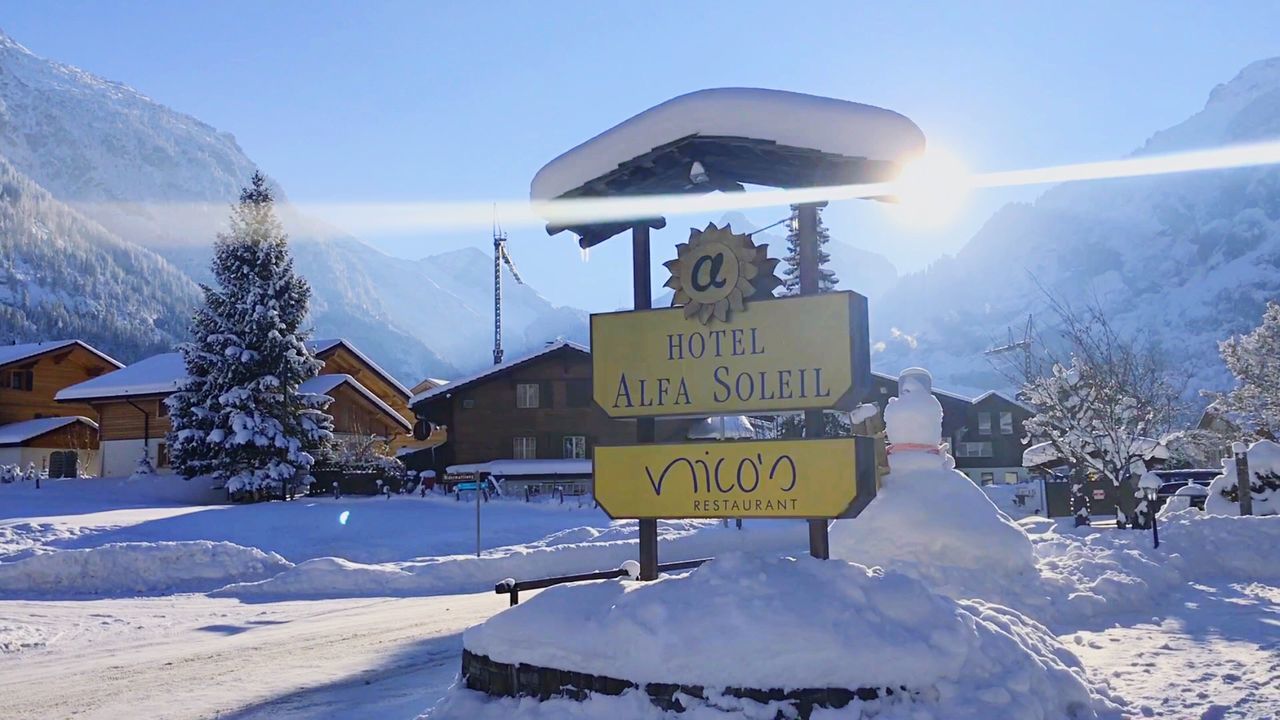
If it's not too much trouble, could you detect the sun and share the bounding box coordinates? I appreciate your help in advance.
[886,146,971,228]
[663,223,780,324]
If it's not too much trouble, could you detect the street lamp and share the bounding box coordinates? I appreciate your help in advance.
[1140,482,1160,549]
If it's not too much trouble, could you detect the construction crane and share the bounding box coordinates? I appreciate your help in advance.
[984,314,1034,356]
[493,223,524,365]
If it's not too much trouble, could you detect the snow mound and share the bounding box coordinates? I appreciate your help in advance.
[830,368,1039,604]
[1033,510,1280,626]
[0,621,46,654]
[438,554,1121,719]
[0,541,291,597]
[213,521,803,600]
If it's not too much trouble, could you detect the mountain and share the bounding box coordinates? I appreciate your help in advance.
[0,29,585,382]
[0,157,198,360]
[872,57,1280,403]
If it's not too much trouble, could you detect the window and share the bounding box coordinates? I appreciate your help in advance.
[513,436,536,459]
[157,399,169,418]
[156,443,170,468]
[516,383,540,409]
[566,380,591,408]
[977,412,991,435]
[462,398,476,409]
[955,441,993,458]
[562,435,587,459]
[7,369,34,391]
[1000,411,1013,435]
[981,472,995,486]
[1004,471,1019,484]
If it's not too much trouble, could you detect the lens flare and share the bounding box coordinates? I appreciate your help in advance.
[73,139,1280,239]
[885,147,971,228]
[338,510,350,525]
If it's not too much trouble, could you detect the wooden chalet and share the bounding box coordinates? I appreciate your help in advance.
[866,372,1034,485]
[0,340,123,476]
[57,339,415,477]
[408,340,697,494]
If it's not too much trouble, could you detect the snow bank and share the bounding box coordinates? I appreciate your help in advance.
[214,520,804,600]
[1205,439,1280,516]
[432,554,1121,719]
[0,541,291,597]
[1033,510,1280,626]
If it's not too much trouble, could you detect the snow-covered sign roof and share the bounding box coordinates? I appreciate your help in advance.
[0,416,98,446]
[306,338,410,399]
[0,339,122,371]
[55,352,187,402]
[446,459,592,477]
[532,88,924,202]
[531,88,925,247]
[411,340,590,406]
[686,416,756,440]
[299,374,412,431]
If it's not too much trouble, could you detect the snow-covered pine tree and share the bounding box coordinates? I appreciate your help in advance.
[1215,301,1280,438]
[166,173,333,497]
[780,204,839,295]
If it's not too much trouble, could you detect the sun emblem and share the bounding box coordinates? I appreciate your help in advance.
[662,223,781,324]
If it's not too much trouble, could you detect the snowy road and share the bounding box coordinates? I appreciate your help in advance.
[1068,582,1280,719]
[0,592,510,720]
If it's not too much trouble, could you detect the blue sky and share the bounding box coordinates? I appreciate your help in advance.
[5,2,1280,310]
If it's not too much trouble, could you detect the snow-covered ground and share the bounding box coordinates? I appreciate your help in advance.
[3,474,1278,719]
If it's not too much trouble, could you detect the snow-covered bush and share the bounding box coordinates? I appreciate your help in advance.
[166,173,334,497]
[1205,439,1280,516]
[0,464,18,483]
[129,454,156,482]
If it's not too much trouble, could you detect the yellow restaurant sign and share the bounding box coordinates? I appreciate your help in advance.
[594,437,875,519]
[591,292,870,418]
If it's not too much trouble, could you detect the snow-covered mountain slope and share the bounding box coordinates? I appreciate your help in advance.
[0,28,585,381]
[0,158,198,360]
[873,57,1280,402]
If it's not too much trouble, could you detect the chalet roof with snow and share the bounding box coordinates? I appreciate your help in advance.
[0,416,98,447]
[306,338,410,400]
[300,374,412,431]
[971,389,1035,413]
[0,340,122,371]
[532,88,925,247]
[411,340,589,407]
[55,352,186,402]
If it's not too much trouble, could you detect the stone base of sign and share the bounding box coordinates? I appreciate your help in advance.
[461,649,900,717]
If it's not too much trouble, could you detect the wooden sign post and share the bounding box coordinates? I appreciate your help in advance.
[597,213,873,573]
[633,222,659,581]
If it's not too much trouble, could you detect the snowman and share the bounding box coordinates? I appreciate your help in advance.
[830,368,1038,601]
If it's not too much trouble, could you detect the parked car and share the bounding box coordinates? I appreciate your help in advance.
[1151,469,1220,511]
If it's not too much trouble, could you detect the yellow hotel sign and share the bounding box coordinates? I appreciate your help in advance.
[591,292,870,418]
[594,437,875,519]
